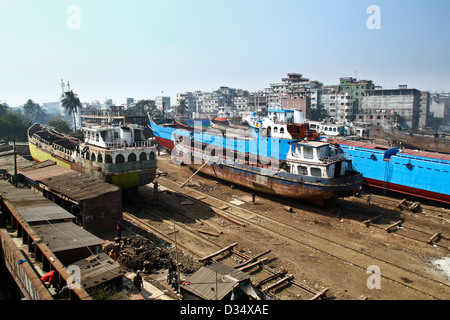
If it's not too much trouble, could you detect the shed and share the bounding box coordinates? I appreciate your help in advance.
[19,161,122,235]
[180,262,262,300]
[32,221,104,265]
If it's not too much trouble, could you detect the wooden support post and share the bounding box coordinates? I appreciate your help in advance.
[310,287,329,300]
[385,220,402,232]
[180,157,211,188]
[199,242,238,262]
[362,215,382,226]
[427,232,441,245]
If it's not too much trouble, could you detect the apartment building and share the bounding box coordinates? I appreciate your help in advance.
[358,86,421,129]
[320,91,355,121]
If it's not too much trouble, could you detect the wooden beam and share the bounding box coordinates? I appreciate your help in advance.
[238,258,268,271]
[255,271,287,288]
[427,232,441,245]
[262,275,294,292]
[385,220,402,232]
[199,242,238,262]
[362,215,382,226]
[310,287,329,300]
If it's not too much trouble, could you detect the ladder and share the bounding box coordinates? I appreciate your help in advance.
[383,160,393,191]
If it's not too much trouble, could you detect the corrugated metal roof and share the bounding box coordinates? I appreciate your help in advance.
[19,160,120,201]
[181,262,249,300]
[32,221,104,253]
[0,179,75,224]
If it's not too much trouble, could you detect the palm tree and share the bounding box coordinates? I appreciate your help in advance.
[61,90,82,131]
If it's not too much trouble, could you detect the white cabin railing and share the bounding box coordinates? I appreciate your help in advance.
[105,139,153,149]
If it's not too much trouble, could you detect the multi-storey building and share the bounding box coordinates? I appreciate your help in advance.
[320,91,355,121]
[358,86,421,129]
[339,77,374,112]
[155,96,171,112]
[267,73,322,119]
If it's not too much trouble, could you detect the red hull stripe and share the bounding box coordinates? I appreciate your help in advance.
[364,178,450,204]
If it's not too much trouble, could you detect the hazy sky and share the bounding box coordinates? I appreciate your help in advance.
[0,0,449,107]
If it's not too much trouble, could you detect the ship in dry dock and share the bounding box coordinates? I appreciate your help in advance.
[149,110,363,206]
[27,123,157,189]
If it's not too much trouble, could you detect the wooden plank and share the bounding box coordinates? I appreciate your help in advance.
[310,287,329,300]
[262,275,293,292]
[385,220,402,232]
[362,215,382,226]
[212,208,246,227]
[255,271,287,288]
[427,232,441,245]
[238,258,268,271]
[199,242,238,262]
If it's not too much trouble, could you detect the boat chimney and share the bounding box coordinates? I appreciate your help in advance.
[294,110,305,124]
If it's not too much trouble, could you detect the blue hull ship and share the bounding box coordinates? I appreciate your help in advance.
[329,138,450,204]
[148,112,363,206]
[243,107,450,204]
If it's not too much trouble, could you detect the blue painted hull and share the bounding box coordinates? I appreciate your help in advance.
[331,138,450,204]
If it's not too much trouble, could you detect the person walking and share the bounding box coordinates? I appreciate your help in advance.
[116,223,122,242]
[133,270,143,292]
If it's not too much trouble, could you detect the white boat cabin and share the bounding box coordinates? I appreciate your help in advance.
[83,124,149,149]
[285,141,347,178]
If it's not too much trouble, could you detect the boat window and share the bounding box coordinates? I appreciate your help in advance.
[298,166,308,175]
[280,127,285,134]
[116,154,125,163]
[149,151,155,160]
[91,153,96,162]
[96,133,99,141]
[304,147,314,159]
[105,155,112,163]
[139,152,147,161]
[311,168,322,177]
[273,127,278,133]
[128,153,136,162]
[85,151,90,160]
[98,154,103,163]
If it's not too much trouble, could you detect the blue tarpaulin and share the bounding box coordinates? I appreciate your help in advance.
[384,148,400,160]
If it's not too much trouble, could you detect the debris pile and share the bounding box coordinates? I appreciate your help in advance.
[118,235,173,272]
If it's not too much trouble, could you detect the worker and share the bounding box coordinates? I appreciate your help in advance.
[252,191,256,204]
[109,249,117,261]
[367,194,371,205]
[41,270,55,285]
[116,223,122,242]
[154,181,159,200]
[133,270,143,292]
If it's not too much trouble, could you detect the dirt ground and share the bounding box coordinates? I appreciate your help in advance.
[124,151,450,300]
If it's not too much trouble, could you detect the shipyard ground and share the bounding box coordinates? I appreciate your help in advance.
[122,151,450,300]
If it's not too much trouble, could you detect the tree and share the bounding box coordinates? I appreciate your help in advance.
[176,99,188,116]
[61,90,82,131]
[0,102,8,117]
[309,103,329,122]
[47,117,72,134]
[23,99,47,124]
[128,99,155,116]
[0,113,31,142]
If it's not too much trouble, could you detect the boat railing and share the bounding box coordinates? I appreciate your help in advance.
[105,139,155,149]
